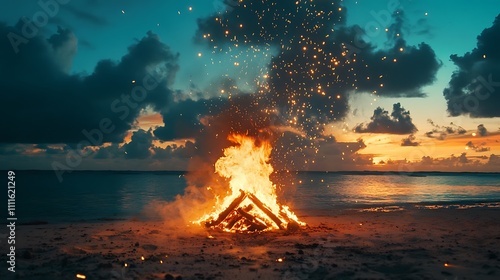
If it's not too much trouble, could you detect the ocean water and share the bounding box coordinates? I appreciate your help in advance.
[3,170,500,223]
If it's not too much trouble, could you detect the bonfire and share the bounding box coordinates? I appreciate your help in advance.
[197,134,305,232]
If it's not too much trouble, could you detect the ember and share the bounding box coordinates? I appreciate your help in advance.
[197,134,305,232]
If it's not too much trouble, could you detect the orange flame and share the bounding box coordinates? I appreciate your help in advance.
[195,134,304,231]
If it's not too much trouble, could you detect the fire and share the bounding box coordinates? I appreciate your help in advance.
[196,134,305,232]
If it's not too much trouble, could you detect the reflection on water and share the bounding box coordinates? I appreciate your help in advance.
[12,171,187,223]
[291,173,500,211]
[8,171,500,223]
[414,202,500,210]
[358,206,405,212]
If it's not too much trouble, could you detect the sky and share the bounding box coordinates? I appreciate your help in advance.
[1,0,500,175]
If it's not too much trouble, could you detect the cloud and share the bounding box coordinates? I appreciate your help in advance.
[62,5,108,26]
[0,144,27,155]
[354,103,418,134]
[465,141,490,153]
[488,154,500,167]
[195,2,440,135]
[93,144,122,159]
[0,23,177,144]
[444,14,500,117]
[425,119,466,140]
[477,124,488,136]
[35,144,67,155]
[411,153,500,171]
[401,134,419,146]
[122,129,154,159]
[153,97,226,141]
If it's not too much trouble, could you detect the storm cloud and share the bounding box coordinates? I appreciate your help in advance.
[444,14,500,117]
[354,103,418,134]
[0,23,177,144]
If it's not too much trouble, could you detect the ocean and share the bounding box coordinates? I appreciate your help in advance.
[3,170,500,223]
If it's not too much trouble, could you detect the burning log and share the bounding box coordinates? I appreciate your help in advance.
[247,193,285,230]
[236,207,269,229]
[237,210,268,232]
[197,134,305,232]
[225,204,253,230]
[205,189,247,228]
[225,212,243,230]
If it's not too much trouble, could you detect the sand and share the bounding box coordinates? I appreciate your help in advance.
[4,207,500,279]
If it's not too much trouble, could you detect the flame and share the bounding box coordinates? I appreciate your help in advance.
[196,134,304,231]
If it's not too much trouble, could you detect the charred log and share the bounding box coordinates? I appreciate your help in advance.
[247,193,285,230]
[205,189,247,228]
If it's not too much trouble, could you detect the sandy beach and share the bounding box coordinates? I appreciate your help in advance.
[5,207,500,279]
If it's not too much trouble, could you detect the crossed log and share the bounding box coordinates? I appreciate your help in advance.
[205,189,286,230]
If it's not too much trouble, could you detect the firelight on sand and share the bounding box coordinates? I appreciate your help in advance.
[195,134,305,232]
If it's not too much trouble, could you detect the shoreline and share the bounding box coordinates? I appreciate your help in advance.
[6,200,500,226]
[5,207,500,279]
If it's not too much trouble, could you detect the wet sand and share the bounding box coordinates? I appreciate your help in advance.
[5,207,500,279]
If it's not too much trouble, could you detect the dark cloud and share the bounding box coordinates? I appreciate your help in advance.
[444,14,500,117]
[93,144,122,159]
[35,144,66,155]
[401,134,419,146]
[354,103,417,134]
[477,124,488,136]
[425,119,466,140]
[0,144,27,155]
[391,152,500,172]
[195,2,440,135]
[152,141,197,160]
[122,129,154,159]
[488,154,500,166]
[154,97,226,141]
[465,141,490,153]
[0,23,177,144]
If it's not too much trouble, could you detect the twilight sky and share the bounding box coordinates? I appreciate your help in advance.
[1,0,500,174]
